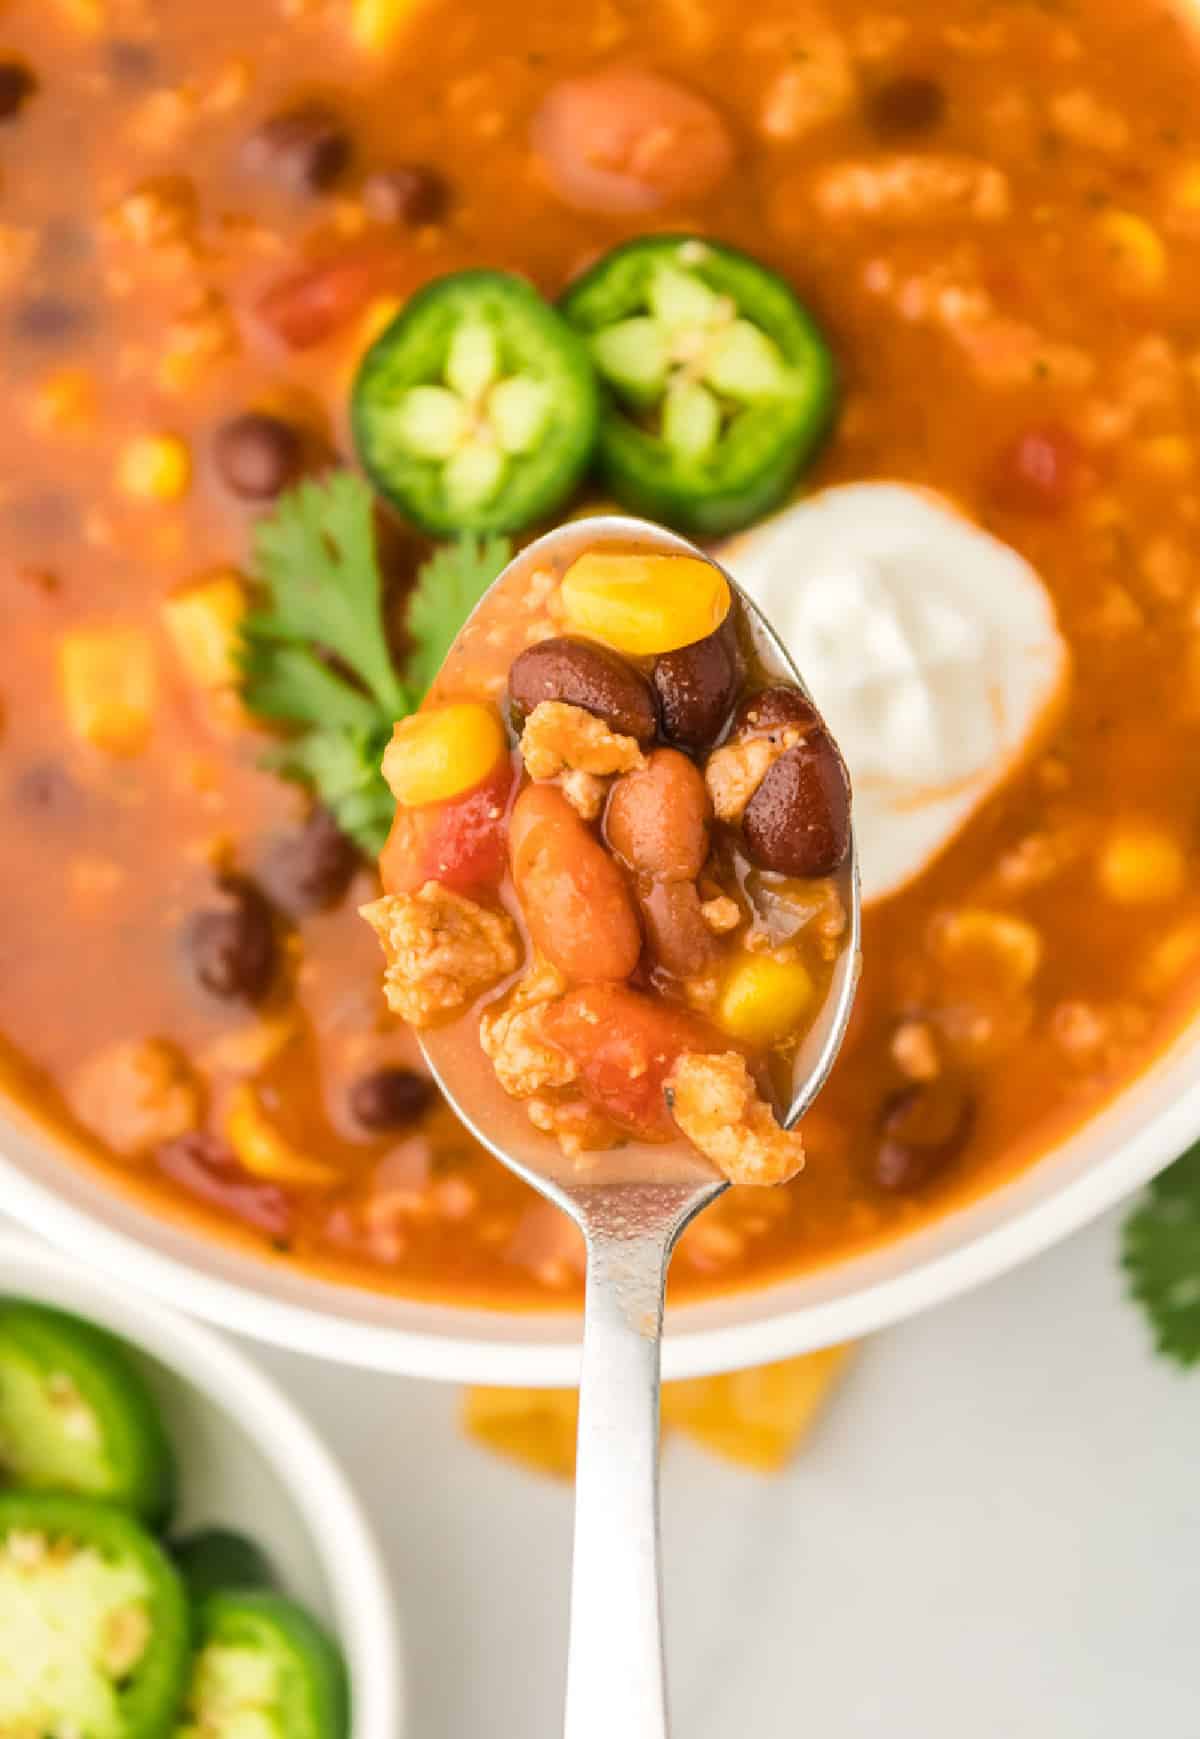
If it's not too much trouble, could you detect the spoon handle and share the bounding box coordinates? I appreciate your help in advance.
[563,1225,673,1739]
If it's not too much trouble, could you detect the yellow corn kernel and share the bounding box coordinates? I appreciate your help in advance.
[1141,920,1200,994]
[661,1346,854,1470]
[1099,825,1186,904]
[462,1386,579,1479]
[1167,161,1200,235]
[31,367,98,433]
[116,433,192,502]
[56,0,104,30]
[1094,209,1166,294]
[717,953,814,1047]
[351,0,425,50]
[225,1083,337,1188]
[60,628,157,756]
[162,572,247,691]
[1136,435,1193,478]
[560,551,730,656]
[382,702,506,808]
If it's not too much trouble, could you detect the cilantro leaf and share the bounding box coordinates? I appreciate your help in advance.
[405,533,512,698]
[247,473,409,721]
[238,473,513,858]
[268,724,396,857]
[1122,1142,1200,1365]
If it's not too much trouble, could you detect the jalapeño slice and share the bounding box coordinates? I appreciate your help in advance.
[0,1491,191,1739]
[179,1591,350,1739]
[0,1299,177,1526]
[560,236,837,536]
[352,269,599,534]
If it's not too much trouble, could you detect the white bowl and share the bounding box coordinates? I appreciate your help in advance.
[1,1013,1196,1384]
[0,1230,404,1737]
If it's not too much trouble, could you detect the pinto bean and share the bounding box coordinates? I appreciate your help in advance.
[532,70,734,215]
[510,784,641,983]
[639,879,719,978]
[742,730,851,878]
[652,624,739,750]
[606,749,712,882]
[508,637,657,744]
[872,1078,975,1192]
[866,75,946,138]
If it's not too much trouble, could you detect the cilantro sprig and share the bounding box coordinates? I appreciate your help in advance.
[240,473,510,855]
[1123,1143,1200,1366]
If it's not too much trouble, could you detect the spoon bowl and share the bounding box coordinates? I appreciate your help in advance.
[415,515,861,1739]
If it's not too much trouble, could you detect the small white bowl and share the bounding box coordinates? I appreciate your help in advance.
[0,1230,404,1739]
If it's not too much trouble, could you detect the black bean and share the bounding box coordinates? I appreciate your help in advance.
[363,164,449,226]
[872,1079,974,1192]
[509,636,658,744]
[259,809,359,917]
[349,1067,436,1131]
[0,62,36,122]
[12,296,87,343]
[742,728,851,878]
[652,622,739,750]
[213,412,303,501]
[866,75,946,138]
[184,876,278,1005]
[243,104,352,195]
[732,685,818,740]
[10,761,79,816]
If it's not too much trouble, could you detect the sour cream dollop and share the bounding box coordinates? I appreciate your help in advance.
[725,484,1070,905]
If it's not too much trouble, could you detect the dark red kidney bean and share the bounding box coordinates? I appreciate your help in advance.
[742,730,851,878]
[605,748,711,881]
[363,165,449,226]
[872,1078,975,1192]
[865,74,946,137]
[243,104,352,195]
[255,258,376,349]
[652,624,739,750]
[157,1133,294,1242]
[259,809,359,917]
[349,1067,436,1131]
[639,878,718,978]
[732,686,819,740]
[988,423,1087,515]
[213,412,303,501]
[184,876,278,1005]
[0,62,36,121]
[508,636,658,744]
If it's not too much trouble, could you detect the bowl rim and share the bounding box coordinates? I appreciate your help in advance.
[0,1229,405,1739]
[2,1018,1197,1385]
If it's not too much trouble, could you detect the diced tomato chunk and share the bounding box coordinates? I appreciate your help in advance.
[543,984,718,1141]
[988,423,1089,514]
[255,259,378,349]
[380,758,514,896]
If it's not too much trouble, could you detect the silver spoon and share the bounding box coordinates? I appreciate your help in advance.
[417,515,861,1739]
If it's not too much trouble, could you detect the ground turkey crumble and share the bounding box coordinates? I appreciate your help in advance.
[704,729,800,822]
[479,957,577,1097]
[665,1051,806,1186]
[519,700,645,780]
[362,882,519,1027]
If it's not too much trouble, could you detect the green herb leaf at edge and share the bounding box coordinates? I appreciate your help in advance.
[405,532,513,698]
[1122,1142,1200,1366]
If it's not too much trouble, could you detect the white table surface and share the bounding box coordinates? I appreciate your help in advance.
[223,1204,1199,1737]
